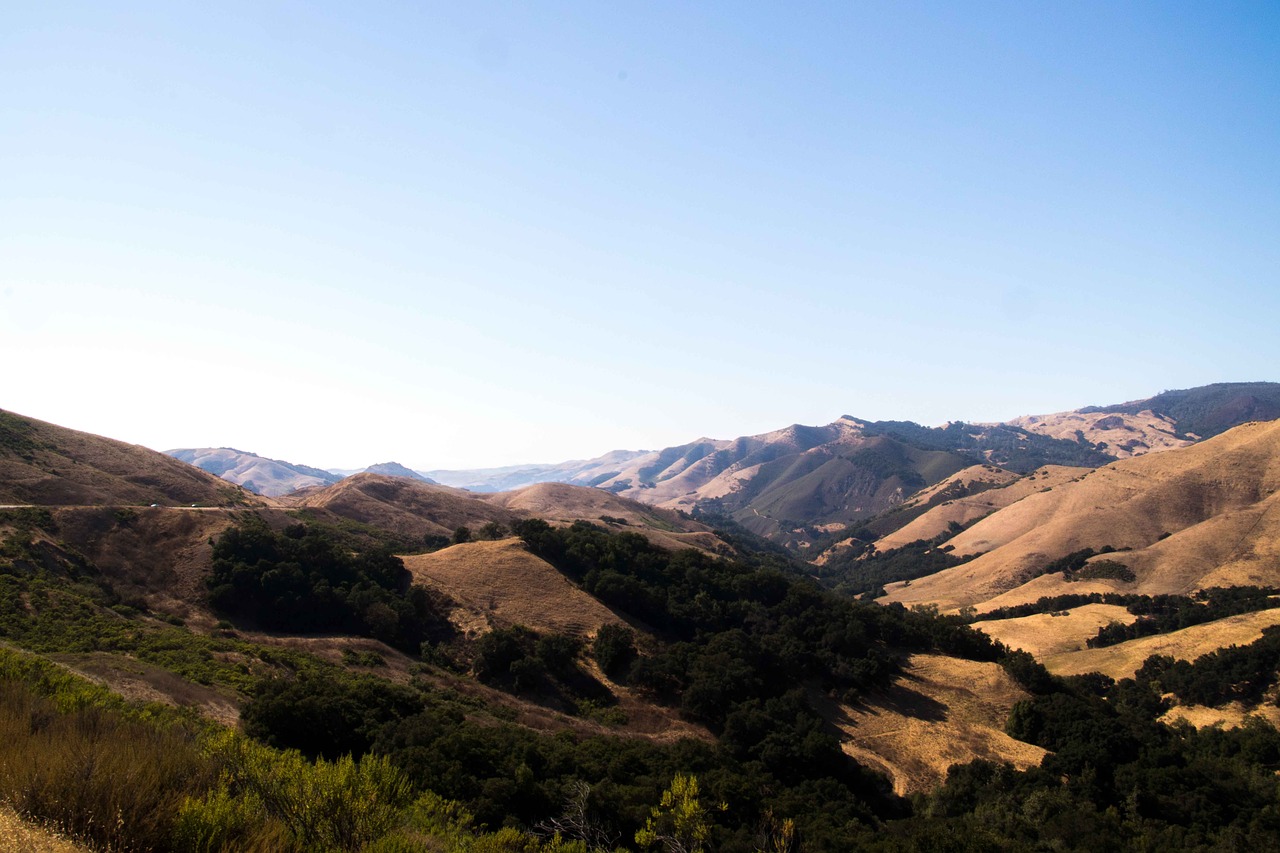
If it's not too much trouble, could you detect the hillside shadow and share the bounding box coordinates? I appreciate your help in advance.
[873,682,949,722]
[819,673,950,727]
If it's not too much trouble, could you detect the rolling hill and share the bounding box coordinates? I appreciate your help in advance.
[283,474,728,555]
[283,473,520,540]
[0,409,254,507]
[880,418,1280,612]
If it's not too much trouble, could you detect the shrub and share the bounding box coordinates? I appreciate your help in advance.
[0,679,214,851]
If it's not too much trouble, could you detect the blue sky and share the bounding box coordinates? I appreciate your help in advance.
[2,2,1277,468]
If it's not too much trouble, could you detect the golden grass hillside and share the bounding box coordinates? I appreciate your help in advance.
[402,538,626,639]
[875,465,1087,552]
[881,419,1280,612]
[1163,702,1280,731]
[1040,608,1280,680]
[972,604,1139,659]
[0,409,253,507]
[819,654,1048,795]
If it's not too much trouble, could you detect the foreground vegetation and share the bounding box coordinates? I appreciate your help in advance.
[5,508,1280,850]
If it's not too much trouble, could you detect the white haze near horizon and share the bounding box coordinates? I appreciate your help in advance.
[3,3,1278,470]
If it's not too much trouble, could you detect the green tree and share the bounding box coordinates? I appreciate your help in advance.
[592,624,636,680]
[477,521,506,540]
[635,774,722,853]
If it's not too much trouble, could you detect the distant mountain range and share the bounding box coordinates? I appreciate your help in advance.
[164,382,1280,547]
[165,447,342,497]
[164,450,435,497]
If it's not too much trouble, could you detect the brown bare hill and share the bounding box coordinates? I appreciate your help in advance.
[882,419,1280,612]
[0,409,253,507]
[286,473,519,539]
[402,539,626,639]
[480,482,724,554]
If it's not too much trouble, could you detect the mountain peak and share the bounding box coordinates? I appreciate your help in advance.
[362,461,437,483]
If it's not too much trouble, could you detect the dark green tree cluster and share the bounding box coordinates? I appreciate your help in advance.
[207,517,451,653]
[1090,587,1280,647]
[509,519,1010,783]
[970,588,1280,649]
[241,664,895,850]
[471,625,612,709]
[814,531,964,597]
[1136,626,1280,707]
[242,671,422,760]
[875,653,1280,849]
[212,514,1280,851]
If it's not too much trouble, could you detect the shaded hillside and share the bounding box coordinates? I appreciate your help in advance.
[870,464,1089,552]
[1090,381,1280,440]
[701,433,971,545]
[0,410,253,507]
[881,419,1280,612]
[480,481,725,554]
[1003,410,1192,458]
[166,447,341,496]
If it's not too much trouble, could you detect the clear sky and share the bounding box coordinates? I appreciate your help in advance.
[3,2,1278,469]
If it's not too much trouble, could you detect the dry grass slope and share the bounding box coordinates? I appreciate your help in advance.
[972,604,1139,659]
[882,420,1280,611]
[1041,608,1280,679]
[1163,702,1280,731]
[876,465,1087,552]
[0,409,253,507]
[820,654,1048,795]
[0,807,89,853]
[402,539,626,639]
[1005,409,1192,458]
